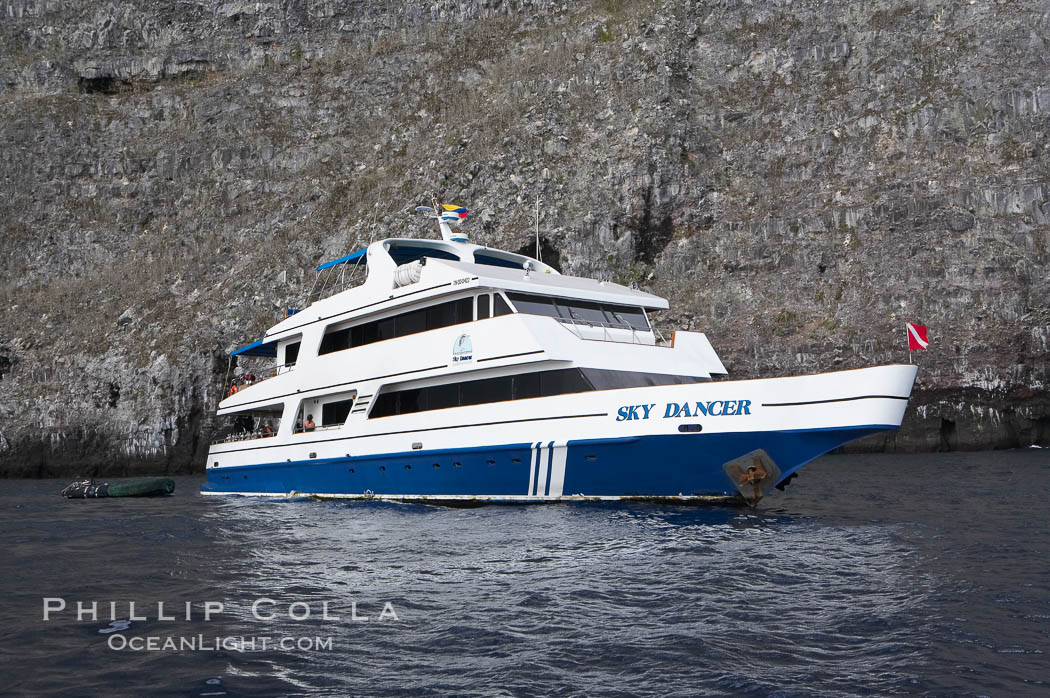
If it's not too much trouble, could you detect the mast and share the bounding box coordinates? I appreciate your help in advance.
[415,199,469,243]
[535,198,542,263]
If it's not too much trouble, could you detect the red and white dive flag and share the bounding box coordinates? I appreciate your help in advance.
[907,322,929,350]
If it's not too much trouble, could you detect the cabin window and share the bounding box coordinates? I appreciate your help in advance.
[540,367,592,395]
[452,297,473,325]
[318,327,350,354]
[460,376,509,406]
[477,294,490,320]
[423,297,472,331]
[427,385,460,410]
[425,304,447,330]
[493,293,513,317]
[318,295,480,356]
[369,392,398,419]
[512,372,540,399]
[370,368,593,418]
[294,390,356,432]
[398,387,425,414]
[284,341,300,366]
[321,397,355,426]
[368,368,709,418]
[351,322,378,347]
[396,308,427,336]
[580,368,708,389]
[376,317,396,341]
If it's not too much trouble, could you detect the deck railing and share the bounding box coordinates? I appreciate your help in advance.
[291,424,342,435]
[211,431,278,445]
[227,361,296,396]
[554,317,667,346]
[307,261,367,304]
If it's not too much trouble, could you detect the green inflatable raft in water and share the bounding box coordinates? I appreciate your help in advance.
[61,478,175,498]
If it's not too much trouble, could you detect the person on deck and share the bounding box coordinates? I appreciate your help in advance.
[304,414,316,432]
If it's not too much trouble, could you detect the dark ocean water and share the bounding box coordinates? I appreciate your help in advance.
[2,451,1048,697]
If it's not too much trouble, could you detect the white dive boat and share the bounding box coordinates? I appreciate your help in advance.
[202,202,916,504]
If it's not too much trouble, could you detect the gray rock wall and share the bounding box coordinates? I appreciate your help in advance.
[1,0,1047,476]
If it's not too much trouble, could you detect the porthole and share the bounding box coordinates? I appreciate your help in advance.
[379,466,386,472]
[405,465,412,470]
[678,424,703,433]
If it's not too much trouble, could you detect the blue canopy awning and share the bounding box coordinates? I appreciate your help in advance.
[230,338,278,358]
[317,248,367,271]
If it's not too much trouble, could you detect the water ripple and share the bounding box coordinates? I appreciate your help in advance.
[1,452,1048,695]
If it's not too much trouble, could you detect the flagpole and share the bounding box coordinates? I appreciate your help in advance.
[901,301,911,364]
[907,321,912,364]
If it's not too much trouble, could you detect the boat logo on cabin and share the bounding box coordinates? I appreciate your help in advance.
[452,334,473,363]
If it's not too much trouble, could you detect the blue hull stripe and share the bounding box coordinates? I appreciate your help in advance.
[530,442,541,495]
[203,425,895,498]
[544,441,555,496]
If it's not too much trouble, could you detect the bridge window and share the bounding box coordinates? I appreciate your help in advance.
[505,293,558,317]
[565,301,607,326]
[603,305,650,331]
[505,292,651,331]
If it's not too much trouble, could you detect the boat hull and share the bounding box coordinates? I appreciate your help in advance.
[202,364,917,503]
[201,425,888,502]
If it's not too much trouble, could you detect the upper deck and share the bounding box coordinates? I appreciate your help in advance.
[259,236,668,347]
[216,204,726,431]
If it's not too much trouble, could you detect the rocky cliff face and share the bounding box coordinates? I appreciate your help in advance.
[1,0,1048,476]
